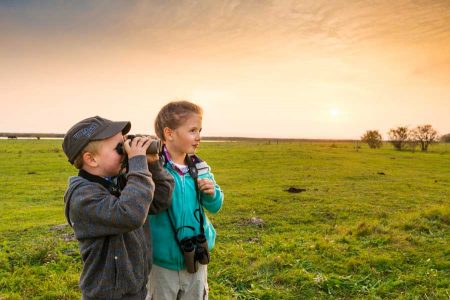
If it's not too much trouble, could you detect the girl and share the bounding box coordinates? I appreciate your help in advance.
[147,101,224,300]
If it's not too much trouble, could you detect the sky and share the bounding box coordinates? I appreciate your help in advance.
[1,0,449,139]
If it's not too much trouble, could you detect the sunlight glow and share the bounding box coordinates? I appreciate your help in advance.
[330,108,340,118]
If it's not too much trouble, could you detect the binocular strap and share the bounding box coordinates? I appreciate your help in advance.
[166,154,206,249]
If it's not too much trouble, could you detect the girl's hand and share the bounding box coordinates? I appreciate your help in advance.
[197,178,215,196]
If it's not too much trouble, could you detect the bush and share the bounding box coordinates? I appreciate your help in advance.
[411,124,439,152]
[361,130,382,149]
[388,126,409,151]
[441,133,450,143]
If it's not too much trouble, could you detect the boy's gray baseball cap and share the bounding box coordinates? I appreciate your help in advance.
[62,116,131,164]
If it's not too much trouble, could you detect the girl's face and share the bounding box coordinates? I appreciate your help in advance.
[168,113,202,157]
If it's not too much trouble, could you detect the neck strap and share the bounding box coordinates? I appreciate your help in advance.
[185,154,205,235]
[78,169,121,197]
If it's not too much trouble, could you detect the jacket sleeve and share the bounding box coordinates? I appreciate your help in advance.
[200,170,224,214]
[69,155,154,239]
[147,160,174,215]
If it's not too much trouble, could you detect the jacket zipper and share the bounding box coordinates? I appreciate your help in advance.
[179,174,185,270]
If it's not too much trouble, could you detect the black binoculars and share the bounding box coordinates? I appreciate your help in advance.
[115,135,162,156]
[180,234,210,273]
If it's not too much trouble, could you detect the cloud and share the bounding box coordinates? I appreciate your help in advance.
[2,0,449,59]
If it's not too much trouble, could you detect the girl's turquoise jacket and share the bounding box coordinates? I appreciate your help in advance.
[149,157,224,271]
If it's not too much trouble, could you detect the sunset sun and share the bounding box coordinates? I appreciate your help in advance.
[330,108,340,118]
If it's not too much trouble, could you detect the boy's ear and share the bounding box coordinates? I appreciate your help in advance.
[82,152,98,167]
[163,127,174,141]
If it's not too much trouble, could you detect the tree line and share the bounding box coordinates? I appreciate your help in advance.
[361,125,449,151]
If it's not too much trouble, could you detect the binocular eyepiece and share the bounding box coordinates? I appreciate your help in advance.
[180,234,210,273]
[115,134,162,156]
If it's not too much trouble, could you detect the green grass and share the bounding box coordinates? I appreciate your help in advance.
[0,140,449,299]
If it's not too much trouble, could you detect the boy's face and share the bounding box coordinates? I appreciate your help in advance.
[92,132,124,177]
[170,113,202,155]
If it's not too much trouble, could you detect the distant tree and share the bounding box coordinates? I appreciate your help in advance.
[441,133,450,143]
[411,124,439,152]
[388,126,409,150]
[361,130,382,149]
[406,139,419,152]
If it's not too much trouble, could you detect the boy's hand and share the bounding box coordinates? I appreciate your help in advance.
[197,178,215,196]
[124,136,151,159]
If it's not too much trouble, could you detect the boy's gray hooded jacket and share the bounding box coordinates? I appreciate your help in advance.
[64,156,173,300]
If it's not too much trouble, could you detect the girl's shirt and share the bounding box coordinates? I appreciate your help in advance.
[149,150,224,271]
[173,162,189,174]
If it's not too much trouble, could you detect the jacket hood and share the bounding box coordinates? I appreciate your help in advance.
[64,176,86,226]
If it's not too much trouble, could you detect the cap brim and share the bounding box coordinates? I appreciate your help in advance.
[92,121,131,140]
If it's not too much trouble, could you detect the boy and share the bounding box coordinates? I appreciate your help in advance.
[62,116,173,300]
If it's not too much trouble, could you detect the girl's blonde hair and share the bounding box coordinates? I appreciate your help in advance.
[154,101,203,141]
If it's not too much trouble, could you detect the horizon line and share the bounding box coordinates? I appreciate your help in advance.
[0,132,361,142]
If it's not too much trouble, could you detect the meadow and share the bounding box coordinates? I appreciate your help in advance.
[0,139,449,299]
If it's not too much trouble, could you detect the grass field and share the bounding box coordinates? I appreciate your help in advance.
[0,139,449,299]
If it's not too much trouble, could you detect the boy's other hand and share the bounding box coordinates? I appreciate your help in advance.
[147,153,159,164]
[197,178,215,196]
[124,136,151,159]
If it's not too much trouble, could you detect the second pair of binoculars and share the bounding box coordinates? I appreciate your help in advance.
[180,234,210,274]
[116,134,162,155]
